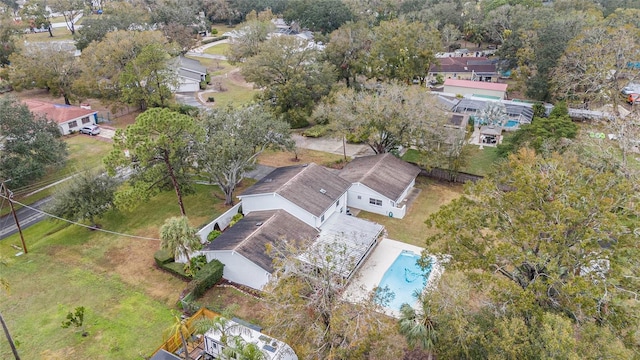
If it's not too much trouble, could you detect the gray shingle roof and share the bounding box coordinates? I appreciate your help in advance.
[204,210,318,273]
[339,154,421,202]
[239,163,351,217]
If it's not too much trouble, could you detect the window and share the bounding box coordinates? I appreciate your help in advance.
[321,214,325,222]
[68,120,78,128]
[336,199,340,207]
[81,117,90,124]
[357,195,361,200]
[369,198,382,206]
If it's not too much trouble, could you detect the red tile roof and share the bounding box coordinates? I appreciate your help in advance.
[21,99,97,124]
[444,79,508,92]
[430,57,497,74]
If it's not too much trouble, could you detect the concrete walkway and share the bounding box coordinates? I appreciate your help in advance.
[185,39,229,60]
[292,134,374,158]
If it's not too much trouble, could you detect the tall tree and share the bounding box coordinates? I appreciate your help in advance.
[164,312,192,360]
[9,44,79,105]
[283,0,353,34]
[398,301,437,360]
[241,35,336,128]
[196,105,294,205]
[324,21,372,87]
[49,0,85,35]
[0,13,21,67]
[264,239,405,359]
[46,170,120,227]
[225,10,275,64]
[74,30,173,107]
[0,97,68,188]
[21,0,53,37]
[160,216,201,263]
[369,19,441,85]
[119,43,177,110]
[424,147,640,349]
[104,108,202,216]
[313,83,448,156]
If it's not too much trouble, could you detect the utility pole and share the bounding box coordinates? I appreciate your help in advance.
[1,180,27,254]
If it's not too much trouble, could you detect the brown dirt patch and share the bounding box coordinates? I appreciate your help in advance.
[225,68,254,89]
[257,148,343,167]
[198,286,269,325]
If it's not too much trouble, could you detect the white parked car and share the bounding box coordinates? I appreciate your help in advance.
[80,124,101,136]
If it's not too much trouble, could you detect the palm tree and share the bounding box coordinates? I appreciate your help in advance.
[165,313,191,360]
[160,216,201,263]
[222,336,268,360]
[193,316,267,360]
[398,302,437,360]
[1,261,20,360]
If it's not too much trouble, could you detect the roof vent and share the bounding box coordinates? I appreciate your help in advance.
[255,222,263,226]
[319,189,327,194]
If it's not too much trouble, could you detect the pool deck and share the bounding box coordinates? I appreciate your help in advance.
[343,238,435,317]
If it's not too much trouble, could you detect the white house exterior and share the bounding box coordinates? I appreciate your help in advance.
[200,210,319,290]
[173,56,207,93]
[339,154,421,219]
[22,99,98,135]
[237,163,351,228]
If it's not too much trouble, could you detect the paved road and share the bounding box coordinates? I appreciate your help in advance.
[0,197,52,241]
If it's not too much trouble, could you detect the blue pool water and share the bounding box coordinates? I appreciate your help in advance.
[375,251,432,311]
[504,120,519,128]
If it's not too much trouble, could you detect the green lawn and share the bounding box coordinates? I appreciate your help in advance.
[357,177,463,247]
[202,82,258,108]
[0,175,245,358]
[402,145,501,177]
[204,43,230,56]
[23,27,74,42]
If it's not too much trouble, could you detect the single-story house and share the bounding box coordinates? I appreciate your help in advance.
[238,163,351,228]
[449,97,535,128]
[479,125,502,146]
[339,154,421,219]
[443,79,508,99]
[429,57,499,83]
[200,210,319,290]
[21,99,98,135]
[173,56,207,93]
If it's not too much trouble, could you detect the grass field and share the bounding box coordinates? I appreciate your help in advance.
[402,145,501,177]
[201,82,258,108]
[257,148,344,167]
[204,43,230,56]
[357,177,463,247]
[0,174,250,358]
[23,27,73,42]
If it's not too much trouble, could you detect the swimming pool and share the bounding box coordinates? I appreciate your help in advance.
[375,250,432,311]
[504,120,519,128]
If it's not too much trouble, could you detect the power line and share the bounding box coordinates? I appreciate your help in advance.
[0,194,160,242]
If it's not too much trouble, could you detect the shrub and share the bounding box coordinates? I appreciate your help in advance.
[229,213,243,227]
[164,261,190,278]
[346,132,364,144]
[184,255,208,277]
[210,28,218,35]
[202,36,228,44]
[154,249,174,267]
[302,124,328,138]
[207,230,221,242]
[188,259,224,299]
[435,74,444,85]
[207,96,215,103]
[200,80,207,90]
[205,73,211,84]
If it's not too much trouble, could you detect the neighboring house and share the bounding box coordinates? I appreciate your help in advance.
[201,210,319,290]
[203,317,298,360]
[21,99,98,135]
[238,163,351,229]
[443,79,508,99]
[173,56,207,93]
[339,154,421,219]
[450,97,534,129]
[429,57,498,82]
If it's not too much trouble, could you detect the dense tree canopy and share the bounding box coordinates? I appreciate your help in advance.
[423,147,640,355]
[283,0,353,33]
[0,97,68,188]
[9,44,79,105]
[241,35,336,128]
[196,104,294,205]
[104,108,202,216]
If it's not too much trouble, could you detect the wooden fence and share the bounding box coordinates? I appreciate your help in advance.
[151,307,219,356]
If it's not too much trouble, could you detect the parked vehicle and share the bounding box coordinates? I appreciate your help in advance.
[628,93,640,105]
[80,125,101,135]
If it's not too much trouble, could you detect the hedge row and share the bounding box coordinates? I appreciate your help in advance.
[154,249,191,279]
[154,249,174,266]
[201,36,228,45]
[186,259,224,299]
